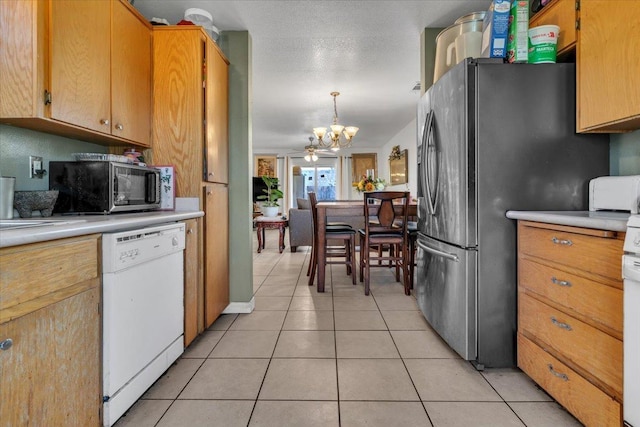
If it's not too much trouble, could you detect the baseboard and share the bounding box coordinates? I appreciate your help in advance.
[222,297,255,314]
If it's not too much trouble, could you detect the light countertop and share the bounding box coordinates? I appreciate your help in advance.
[506,210,630,232]
[0,210,204,248]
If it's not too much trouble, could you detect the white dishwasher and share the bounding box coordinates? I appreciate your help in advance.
[624,215,640,427]
[102,222,185,427]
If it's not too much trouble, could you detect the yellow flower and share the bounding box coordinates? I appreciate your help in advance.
[365,182,375,191]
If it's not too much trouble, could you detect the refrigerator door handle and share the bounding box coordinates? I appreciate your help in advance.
[424,111,438,216]
[417,239,459,262]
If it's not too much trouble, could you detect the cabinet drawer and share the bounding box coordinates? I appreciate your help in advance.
[519,293,622,398]
[518,334,621,427]
[519,258,622,336]
[530,0,577,55]
[0,235,100,322]
[519,224,623,282]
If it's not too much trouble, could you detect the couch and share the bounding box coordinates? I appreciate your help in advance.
[288,198,365,252]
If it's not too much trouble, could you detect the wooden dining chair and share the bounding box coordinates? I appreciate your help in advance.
[305,195,354,277]
[307,192,357,286]
[358,191,410,296]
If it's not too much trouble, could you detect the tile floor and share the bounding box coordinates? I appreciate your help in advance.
[115,229,583,427]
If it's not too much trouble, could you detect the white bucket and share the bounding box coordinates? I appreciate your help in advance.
[528,25,560,63]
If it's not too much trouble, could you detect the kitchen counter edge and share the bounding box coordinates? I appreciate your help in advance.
[0,211,204,248]
[505,210,630,232]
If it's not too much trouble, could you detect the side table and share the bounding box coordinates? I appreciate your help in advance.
[254,216,288,253]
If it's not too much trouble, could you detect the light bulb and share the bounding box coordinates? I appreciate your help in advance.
[312,154,318,161]
[313,127,327,141]
[304,154,311,162]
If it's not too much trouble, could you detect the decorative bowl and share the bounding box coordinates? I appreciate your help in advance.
[13,190,59,218]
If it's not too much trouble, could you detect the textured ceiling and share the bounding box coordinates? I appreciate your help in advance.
[132,0,491,152]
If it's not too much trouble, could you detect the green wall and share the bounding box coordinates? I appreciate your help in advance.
[610,130,640,175]
[0,125,107,191]
[219,31,254,305]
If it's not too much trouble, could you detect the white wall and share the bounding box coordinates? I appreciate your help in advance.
[376,117,418,200]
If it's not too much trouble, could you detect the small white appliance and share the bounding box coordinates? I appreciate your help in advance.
[589,175,640,213]
[102,223,185,426]
[623,215,640,427]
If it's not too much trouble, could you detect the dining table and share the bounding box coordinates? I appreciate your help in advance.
[314,200,417,292]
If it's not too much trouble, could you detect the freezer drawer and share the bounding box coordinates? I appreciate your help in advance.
[415,234,477,360]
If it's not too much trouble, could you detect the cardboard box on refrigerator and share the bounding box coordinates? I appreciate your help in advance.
[481,0,512,58]
[507,0,529,62]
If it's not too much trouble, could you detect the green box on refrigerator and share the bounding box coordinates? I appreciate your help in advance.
[507,0,529,62]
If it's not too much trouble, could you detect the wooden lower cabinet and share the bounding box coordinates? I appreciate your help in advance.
[518,334,621,426]
[204,184,230,327]
[0,236,101,426]
[516,221,624,426]
[183,218,203,346]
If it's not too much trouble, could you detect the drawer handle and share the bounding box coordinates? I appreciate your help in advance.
[551,237,572,246]
[550,316,573,331]
[547,364,569,381]
[551,277,572,287]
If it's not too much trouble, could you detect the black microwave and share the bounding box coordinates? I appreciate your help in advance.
[50,161,161,214]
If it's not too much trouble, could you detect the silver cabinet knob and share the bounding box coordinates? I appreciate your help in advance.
[207,191,212,196]
[100,119,110,126]
[0,338,13,351]
[187,228,193,234]
[115,123,124,131]
[208,172,214,176]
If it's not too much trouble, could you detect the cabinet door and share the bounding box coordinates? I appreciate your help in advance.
[50,0,110,133]
[184,218,203,346]
[0,287,101,426]
[577,0,640,132]
[204,184,229,327]
[111,0,152,146]
[152,28,205,197]
[205,40,229,184]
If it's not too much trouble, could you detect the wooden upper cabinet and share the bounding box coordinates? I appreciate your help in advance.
[576,0,640,132]
[50,0,111,133]
[529,0,577,56]
[205,39,229,184]
[152,27,205,197]
[0,0,152,147]
[531,0,640,132]
[111,0,152,146]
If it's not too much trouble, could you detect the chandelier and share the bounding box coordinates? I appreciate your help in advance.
[313,91,359,151]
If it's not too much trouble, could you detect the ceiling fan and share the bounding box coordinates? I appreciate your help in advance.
[288,137,336,162]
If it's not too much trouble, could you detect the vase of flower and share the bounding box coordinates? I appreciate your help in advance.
[257,175,283,217]
[355,174,386,194]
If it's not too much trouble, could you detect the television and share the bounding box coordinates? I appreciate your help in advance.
[252,177,268,203]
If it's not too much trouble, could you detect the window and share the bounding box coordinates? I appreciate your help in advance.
[289,157,339,207]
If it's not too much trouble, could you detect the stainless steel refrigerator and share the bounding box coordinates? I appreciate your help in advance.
[415,58,609,368]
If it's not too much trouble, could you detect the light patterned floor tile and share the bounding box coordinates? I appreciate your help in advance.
[156,400,253,427]
[423,402,525,427]
[250,401,339,427]
[339,401,432,427]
